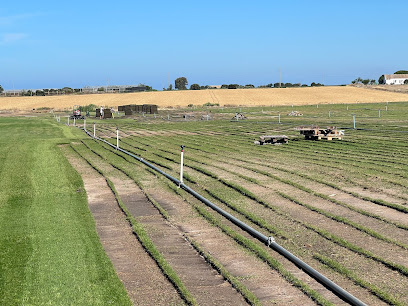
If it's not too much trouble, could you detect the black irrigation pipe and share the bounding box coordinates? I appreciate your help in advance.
[82,128,366,306]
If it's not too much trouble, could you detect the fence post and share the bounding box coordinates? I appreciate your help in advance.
[116,127,119,149]
[378,109,381,118]
[73,117,76,126]
[179,145,185,187]
[278,112,281,124]
[329,111,331,118]
[93,122,96,137]
[353,114,356,129]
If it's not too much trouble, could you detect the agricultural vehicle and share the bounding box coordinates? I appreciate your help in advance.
[70,105,85,120]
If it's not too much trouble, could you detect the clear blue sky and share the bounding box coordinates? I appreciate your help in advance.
[1,0,406,90]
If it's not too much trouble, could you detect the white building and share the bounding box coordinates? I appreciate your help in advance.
[384,74,408,85]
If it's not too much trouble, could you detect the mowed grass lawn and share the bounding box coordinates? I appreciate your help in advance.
[0,117,131,305]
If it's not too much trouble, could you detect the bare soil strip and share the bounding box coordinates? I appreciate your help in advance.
[77,141,335,304]
[61,145,183,305]
[73,144,249,305]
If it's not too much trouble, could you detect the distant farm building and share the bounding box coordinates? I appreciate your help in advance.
[384,74,408,85]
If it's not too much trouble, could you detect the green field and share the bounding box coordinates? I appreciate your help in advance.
[1,101,408,305]
[83,101,408,304]
[0,118,131,305]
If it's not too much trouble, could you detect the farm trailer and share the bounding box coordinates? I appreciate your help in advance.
[296,126,343,140]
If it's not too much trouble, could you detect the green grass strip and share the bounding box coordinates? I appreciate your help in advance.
[314,254,403,306]
[107,179,196,305]
[193,205,333,306]
[277,191,408,250]
[244,165,408,231]
[71,144,196,305]
[186,237,261,305]
[204,188,287,239]
[305,224,408,277]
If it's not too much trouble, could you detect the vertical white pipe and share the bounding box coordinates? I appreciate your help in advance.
[379,110,381,118]
[278,112,281,124]
[93,123,96,137]
[353,114,356,129]
[116,127,119,149]
[84,119,86,131]
[73,118,76,126]
[180,146,185,186]
[329,111,331,118]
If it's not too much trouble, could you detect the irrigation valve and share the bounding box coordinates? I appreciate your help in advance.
[267,236,275,247]
[180,145,185,186]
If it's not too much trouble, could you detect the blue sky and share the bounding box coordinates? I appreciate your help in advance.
[0,0,406,90]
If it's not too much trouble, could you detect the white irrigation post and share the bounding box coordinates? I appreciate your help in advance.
[317,104,319,108]
[93,122,96,137]
[347,106,349,111]
[278,111,281,124]
[329,111,331,118]
[116,127,119,149]
[386,106,388,111]
[179,145,185,187]
[168,114,170,120]
[73,117,76,126]
[353,114,356,129]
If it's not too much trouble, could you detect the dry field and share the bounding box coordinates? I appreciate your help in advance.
[1,86,408,111]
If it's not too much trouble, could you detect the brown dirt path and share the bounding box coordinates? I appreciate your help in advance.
[61,145,183,305]
[73,144,249,305]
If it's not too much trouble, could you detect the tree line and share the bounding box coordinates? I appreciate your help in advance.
[166,77,325,91]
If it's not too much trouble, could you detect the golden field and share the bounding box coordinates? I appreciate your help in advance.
[1,86,407,111]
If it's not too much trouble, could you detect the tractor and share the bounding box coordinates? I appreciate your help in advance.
[70,105,85,120]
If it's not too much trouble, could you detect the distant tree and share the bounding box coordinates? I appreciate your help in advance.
[311,82,324,87]
[61,87,73,94]
[97,87,105,91]
[167,84,173,91]
[0,85,3,93]
[378,75,385,84]
[369,79,376,85]
[221,84,228,89]
[228,84,239,89]
[394,70,408,74]
[405,79,408,85]
[245,84,255,88]
[273,83,281,88]
[175,77,188,90]
[35,90,45,96]
[301,84,308,87]
[362,79,370,85]
[284,83,293,87]
[190,83,200,90]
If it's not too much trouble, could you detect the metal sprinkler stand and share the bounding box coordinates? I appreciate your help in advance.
[179,145,185,187]
[116,127,119,149]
